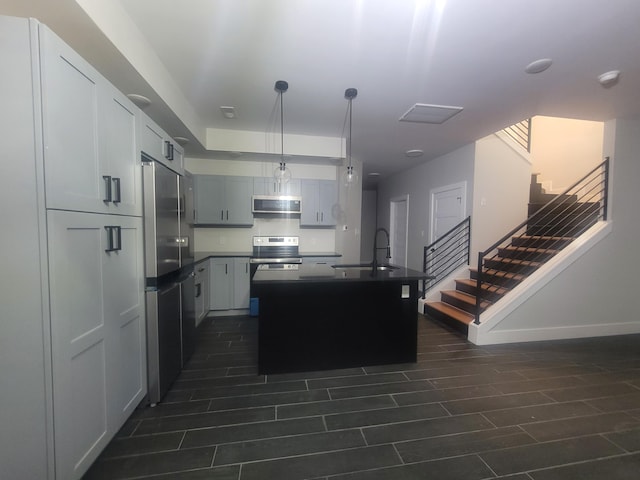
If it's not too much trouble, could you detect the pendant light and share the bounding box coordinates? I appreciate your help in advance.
[342,87,359,187]
[273,80,291,184]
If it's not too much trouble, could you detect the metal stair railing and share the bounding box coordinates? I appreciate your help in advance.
[474,157,610,324]
[502,118,532,152]
[422,216,471,299]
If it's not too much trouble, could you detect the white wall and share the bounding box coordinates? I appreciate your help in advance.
[471,116,640,343]
[335,159,363,264]
[360,190,377,263]
[530,116,604,193]
[471,134,531,257]
[186,157,353,255]
[376,144,475,271]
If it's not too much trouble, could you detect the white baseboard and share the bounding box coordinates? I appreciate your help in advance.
[470,321,640,345]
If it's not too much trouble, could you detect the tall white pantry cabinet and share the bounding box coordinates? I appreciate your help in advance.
[0,16,147,480]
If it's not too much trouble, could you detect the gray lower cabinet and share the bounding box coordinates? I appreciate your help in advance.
[194,175,253,226]
[194,261,210,326]
[300,179,337,226]
[209,257,250,310]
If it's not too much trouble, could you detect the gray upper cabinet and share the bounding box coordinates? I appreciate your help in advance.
[253,177,301,196]
[138,112,184,175]
[300,179,337,227]
[39,25,142,217]
[194,175,253,226]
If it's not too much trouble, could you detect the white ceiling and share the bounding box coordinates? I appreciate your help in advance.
[3,0,640,188]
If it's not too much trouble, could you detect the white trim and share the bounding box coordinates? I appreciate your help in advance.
[468,221,613,345]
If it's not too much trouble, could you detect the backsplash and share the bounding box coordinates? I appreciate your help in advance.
[194,217,336,253]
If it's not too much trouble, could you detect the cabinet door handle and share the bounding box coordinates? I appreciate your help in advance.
[225,264,228,275]
[316,212,319,222]
[195,283,201,298]
[321,212,324,222]
[226,210,229,220]
[164,141,174,160]
[221,210,224,221]
[103,175,112,203]
[112,177,121,204]
[104,226,120,252]
[115,226,122,251]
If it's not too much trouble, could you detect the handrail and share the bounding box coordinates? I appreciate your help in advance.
[422,216,471,299]
[474,158,609,324]
[502,118,531,152]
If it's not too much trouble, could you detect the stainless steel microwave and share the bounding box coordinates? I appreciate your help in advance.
[252,195,302,214]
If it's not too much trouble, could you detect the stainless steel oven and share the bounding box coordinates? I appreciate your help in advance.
[249,236,302,277]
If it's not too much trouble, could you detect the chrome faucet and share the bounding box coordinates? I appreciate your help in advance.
[372,227,391,274]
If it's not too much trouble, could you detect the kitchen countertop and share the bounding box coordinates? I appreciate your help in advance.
[252,262,432,283]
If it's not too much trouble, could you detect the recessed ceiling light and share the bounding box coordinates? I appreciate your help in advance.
[220,106,236,119]
[173,136,189,146]
[525,58,553,74]
[126,94,151,109]
[368,172,380,176]
[399,103,463,124]
[405,149,424,157]
[598,70,621,87]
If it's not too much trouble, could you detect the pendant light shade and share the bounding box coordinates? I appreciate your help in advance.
[274,80,291,184]
[342,87,359,187]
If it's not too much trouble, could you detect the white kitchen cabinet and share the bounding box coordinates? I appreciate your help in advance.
[0,17,147,480]
[209,257,251,311]
[39,26,141,216]
[47,211,145,480]
[194,261,210,325]
[194,175,253,226]
[300,179,337,227]
[253,177,301,196]
[139,111,184,175]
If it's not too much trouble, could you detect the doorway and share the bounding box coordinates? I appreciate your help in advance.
[390,195,409,267]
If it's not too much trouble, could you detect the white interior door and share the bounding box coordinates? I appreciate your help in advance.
[431,182,466,243]
[390,196,409,267]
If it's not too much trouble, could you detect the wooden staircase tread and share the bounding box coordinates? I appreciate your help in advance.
[500,246,559,255]
[456,278,508,296]
[519,234,576,242]
[488,256,543,268]
[441,290,491,310]
[425,301,474,325]
[470,268,527,282]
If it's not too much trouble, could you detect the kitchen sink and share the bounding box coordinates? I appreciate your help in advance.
[332,263,398,271]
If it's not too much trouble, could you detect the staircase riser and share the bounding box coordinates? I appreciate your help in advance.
[423,305,470,335]
[455,281,505,302]
[497,249,557,261]
[525,224,594,237]
[470,270,524,288]
[440,292,477,314]
[511,237,574,249]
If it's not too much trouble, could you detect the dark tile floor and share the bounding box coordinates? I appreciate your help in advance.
[84,314,640,480]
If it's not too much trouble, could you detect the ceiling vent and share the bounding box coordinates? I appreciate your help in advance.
[399,103,463,124]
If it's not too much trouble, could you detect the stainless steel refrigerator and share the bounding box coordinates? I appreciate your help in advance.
[142,159,195,405]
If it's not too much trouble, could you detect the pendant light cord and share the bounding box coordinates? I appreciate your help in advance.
[280,89,284,162]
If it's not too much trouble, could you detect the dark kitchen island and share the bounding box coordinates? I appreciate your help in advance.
[252,263,431,374]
